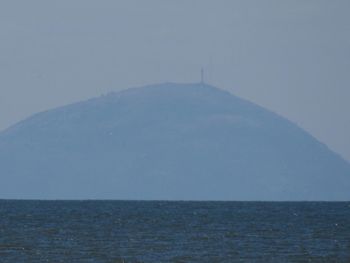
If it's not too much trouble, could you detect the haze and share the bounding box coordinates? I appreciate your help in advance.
[0,0,349,161]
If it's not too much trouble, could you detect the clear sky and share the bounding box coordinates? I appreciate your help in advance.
[1,0,349,161]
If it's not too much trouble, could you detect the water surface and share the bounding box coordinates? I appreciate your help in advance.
[0,201,349,262]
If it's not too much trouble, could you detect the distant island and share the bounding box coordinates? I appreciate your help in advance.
[0,83,349,200]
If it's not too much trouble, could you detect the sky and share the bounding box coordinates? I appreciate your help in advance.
[0,0,349,162]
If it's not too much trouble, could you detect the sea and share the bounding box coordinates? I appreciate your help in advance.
[0,200,349,262]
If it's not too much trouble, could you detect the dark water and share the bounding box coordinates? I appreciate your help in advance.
[0,201,349,262]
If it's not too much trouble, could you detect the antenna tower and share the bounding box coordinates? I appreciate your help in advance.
[201,68,204,84]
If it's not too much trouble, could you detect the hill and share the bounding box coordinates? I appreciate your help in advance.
[0,83,349,200]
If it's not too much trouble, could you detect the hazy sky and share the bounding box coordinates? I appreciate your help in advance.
[1,0,349,161]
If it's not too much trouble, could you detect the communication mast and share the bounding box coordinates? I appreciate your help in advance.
[201,68,204,84]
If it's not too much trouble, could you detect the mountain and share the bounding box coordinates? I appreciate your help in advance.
[0,83,349,200]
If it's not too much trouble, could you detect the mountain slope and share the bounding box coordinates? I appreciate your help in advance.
[0,83,349,200]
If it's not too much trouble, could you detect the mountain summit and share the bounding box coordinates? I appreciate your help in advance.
[1,83,349,200]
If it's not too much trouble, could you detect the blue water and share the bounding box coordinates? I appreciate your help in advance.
[0,201,349,262]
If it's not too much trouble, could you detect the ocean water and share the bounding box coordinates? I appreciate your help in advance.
[0,201,349,262]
